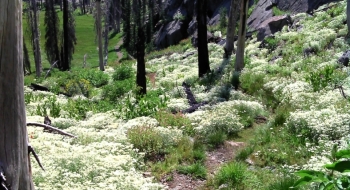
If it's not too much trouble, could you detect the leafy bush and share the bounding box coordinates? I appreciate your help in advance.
[102,79,134,102]
[63,98,90,120]
[35,95,61,118]
[155,110,194,136]
[79,69,109,87]
[127,125,166,159]
[113,64,134,81]
[123,90,168,119]
[199,102,244,136]
[293,145,350,189]
[240,71,265,95]
[64,78,92,97]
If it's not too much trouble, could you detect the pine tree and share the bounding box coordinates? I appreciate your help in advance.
[23,38,32,74]
[224,0,241,58]
[197,0,210,77]
[61,1,77,71]
[122,0,131,52]
[135,0,146,95]
[27,0,42,77]
[96,0,104,71]
[45,0,61,68]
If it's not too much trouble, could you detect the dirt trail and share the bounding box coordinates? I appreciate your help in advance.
[163,141,245,190]
[115,39,123,62]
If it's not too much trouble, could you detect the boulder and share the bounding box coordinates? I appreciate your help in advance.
[247,0,274,30]
[208,14,221,26]
[338,50,350,67]
[154,20,185,49]
[256,15,292,41]
[191,31,216,47]
[247,0,337,31]
[187,19,197,36]
[276,0,339,13]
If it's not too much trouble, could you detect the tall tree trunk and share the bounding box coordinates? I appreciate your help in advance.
[0,0,34,189]
[23,38,32,74]
[224,0,241,58]
[235,0,249,72]
[59,0,63,11]
[116,0,121,33]
[136,0,146,95]
[96,0,104,71]
[72,0,77,10]
[104,0,110,66]
[31,0,42,77]
[197,0,210,77]
[62,0,70,70]
[82,0,86,14]
[45,0,61,68]
[347,0,350,38]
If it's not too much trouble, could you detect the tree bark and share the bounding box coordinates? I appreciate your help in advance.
[134,0,146,95]
[31,0,42,77]
[96,0,104,71]
[0,0,34,189]
[197,0,210,77]
[224,0,241,58]
[62,0,70,71]
[235,0,249,72]
[347,0,350,38]
[104,0,110,66]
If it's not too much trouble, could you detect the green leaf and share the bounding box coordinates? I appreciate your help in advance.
[295,170,326,178]
[293,176,313,187]
[322,182,335,190]
[336,149,350,159]
[325,161,350,173]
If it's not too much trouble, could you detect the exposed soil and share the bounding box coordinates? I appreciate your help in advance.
[146,72,157,88]
[115,39,123,62]
[162,141,245,190]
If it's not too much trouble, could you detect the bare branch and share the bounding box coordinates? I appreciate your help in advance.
[27,122,77,138]
[28,144,45,171]
[44,60,58,79]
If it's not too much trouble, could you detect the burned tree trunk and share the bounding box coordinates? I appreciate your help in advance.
[235,0,249,72]
[0,0,35,188]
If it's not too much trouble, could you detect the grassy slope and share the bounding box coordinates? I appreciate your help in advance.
[23,1,350,189]
[23,8,122,72]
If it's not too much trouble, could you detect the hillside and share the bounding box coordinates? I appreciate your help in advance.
[24,1,350,190]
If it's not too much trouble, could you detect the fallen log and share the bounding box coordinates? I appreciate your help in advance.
[30,83,72,97]
[27,122,77,138]
[180,82,209,113]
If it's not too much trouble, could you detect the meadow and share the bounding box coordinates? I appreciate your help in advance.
[25,1,350,189]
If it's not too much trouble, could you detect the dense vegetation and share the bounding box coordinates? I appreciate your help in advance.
[22,1,350,189]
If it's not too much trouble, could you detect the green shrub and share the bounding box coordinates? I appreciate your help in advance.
[177,163,207,179]
[155,110,194,136]
[293,145,350,190]
[268,175,299,190]
[79,69,109,87]
[127,125,168,160]
[240,72,265,95]
[113,64,134,81]
[207,130,227,148]
[219,8,227,29]
[102,79,134,102]
[63,98,90,120]
[64,78,92,97]
[235,145,255,162]
[123,90,168,119]
[214,162,248,189]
